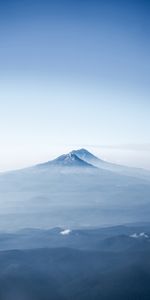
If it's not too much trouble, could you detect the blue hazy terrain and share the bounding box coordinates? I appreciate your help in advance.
[0,149,150,230]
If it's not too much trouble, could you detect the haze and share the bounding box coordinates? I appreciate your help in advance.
[0,0,150,171]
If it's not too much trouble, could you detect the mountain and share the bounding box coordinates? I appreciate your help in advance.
[28,148,150,180]
[38,152,95,169]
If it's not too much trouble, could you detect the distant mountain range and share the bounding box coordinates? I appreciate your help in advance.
[0,224,150,300]
[0,222,150,251]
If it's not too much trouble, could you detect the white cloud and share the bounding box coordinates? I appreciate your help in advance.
[60,229,71,236]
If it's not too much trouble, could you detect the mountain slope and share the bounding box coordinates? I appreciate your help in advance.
[71,148,103,165]
[72,149,150,180]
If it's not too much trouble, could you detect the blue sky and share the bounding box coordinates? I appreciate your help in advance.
[0,0,150,170]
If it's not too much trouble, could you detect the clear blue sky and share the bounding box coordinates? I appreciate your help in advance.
[0,0,150,170]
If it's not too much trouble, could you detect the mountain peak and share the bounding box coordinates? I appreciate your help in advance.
[54,153,80,165]
[71,148,91,156]
[43,151,95,169]
[36,149,101,170]
[71,148,102,164]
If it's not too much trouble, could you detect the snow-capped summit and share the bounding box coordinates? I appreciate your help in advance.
[51,152,95,168]
[39,151,95,169]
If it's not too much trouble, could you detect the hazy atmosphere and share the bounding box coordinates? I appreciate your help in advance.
[0,0,150,300]
[0,0,150,171]
[0,1,150,299]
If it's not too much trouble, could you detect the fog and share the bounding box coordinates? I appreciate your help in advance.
[0,164,150,231]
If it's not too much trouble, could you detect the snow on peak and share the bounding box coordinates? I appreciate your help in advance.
[71,148,102,164]
[36,148,100,170]
[49,151,95,168]
[51,153,82,165]
[64,153,76,161]
[60,229,71,235]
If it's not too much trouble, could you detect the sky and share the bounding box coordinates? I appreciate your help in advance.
[0,0,150,171]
